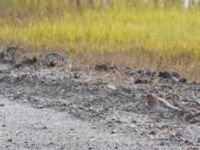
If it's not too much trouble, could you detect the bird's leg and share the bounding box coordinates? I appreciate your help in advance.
[159,112,165,118]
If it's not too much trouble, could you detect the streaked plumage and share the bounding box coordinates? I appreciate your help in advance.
[147,93,181,113]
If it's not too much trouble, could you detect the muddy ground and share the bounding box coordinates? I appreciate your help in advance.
[0,46,200,150]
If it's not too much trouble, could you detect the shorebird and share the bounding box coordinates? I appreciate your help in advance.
[147,93,182,113]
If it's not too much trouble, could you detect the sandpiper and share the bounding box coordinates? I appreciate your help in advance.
[147,93,182,113]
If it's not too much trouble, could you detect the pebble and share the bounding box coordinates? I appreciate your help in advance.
[7,139,12,143]
[0,103,5,107]
[107,84,117,90]
[111,129,117,134]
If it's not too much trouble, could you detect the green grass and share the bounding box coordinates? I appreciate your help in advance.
[0,2,199,56]
[1,0,200,80]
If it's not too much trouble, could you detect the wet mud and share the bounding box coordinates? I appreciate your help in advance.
[0,46,200,149]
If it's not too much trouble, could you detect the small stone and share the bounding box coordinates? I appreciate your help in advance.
[42,126,48,130]
[184,140,192,145]
[160,141,165,146]
[2,124,6,127]
[175,132,182,138]
[131,120,137,123]
[43,53,67,67]
[22,56,37,65]
[134,79,149,84]
[92,126,97,129]
[159,71,171,78]
[179,78,187,83]
[115,120,122,124]
[74,73,80,78]
[7,139,12,142]
[48,142,54,145]
[0,103,5,107]
[88,78,104,85]
[14,63,22,68]
[37,105,44,109]
[149,130,156,135]
[111,129,117,134]
[107,84,117,90]
[95,63,117,72]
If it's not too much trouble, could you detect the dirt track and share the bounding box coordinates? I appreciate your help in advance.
[0,46,200,150]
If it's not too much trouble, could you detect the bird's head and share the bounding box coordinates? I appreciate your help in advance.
[147,93,157,107]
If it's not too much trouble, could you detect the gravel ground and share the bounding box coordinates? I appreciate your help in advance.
[0,46,200,150]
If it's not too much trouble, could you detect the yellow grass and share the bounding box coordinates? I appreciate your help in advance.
[0,0,200,80]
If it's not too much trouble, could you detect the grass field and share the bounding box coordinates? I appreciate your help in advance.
[0,0,200,80]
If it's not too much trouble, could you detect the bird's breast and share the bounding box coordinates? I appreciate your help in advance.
[153,104,170,112]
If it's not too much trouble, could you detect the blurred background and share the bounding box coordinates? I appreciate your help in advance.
[0,0,200,80]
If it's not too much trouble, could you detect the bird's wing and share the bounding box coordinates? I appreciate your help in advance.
[158,97,181,111]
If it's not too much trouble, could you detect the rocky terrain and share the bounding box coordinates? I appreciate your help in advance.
[0,45,200,150]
